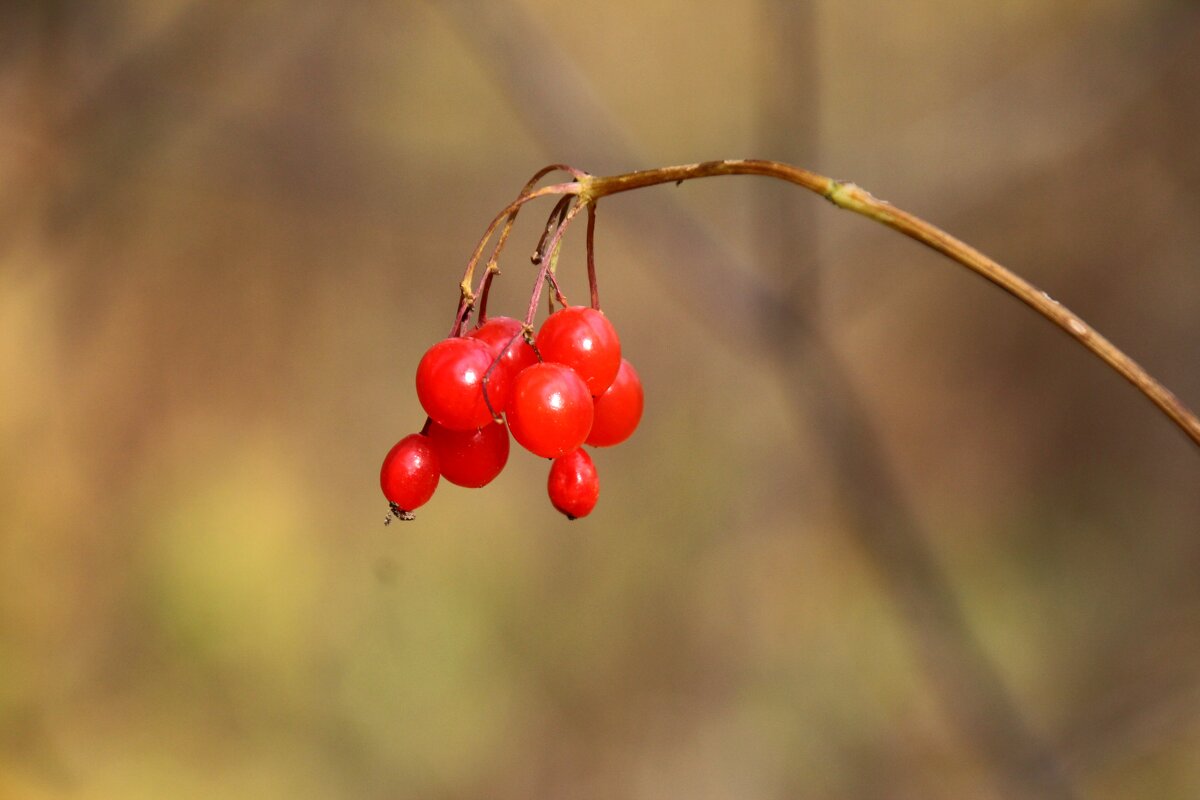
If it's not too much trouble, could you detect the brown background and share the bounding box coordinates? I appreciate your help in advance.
[2,1,1199,798]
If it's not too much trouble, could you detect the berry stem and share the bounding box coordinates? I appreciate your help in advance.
[533,195,573,265]
[585,202,599,310]
[474,167,577,325]
[450,176,582,337]
[545,259,569,309]
[475,263,499,325]
[535,197,573,311]
[522,199,587,327]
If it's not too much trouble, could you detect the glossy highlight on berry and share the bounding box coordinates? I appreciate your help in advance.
[415,337,510,430]
[380,433,440,517]
[506,362,594,458]
[536,306,621,395]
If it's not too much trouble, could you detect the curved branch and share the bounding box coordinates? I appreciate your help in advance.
[571,159,1200,449]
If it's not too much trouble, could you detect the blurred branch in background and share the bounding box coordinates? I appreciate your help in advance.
[756,0,821,319]
[434,1,1082,798]
[1062,615,1200,778]
[0,1,348,264]
[823,3,1200,327]
[0,0,359,502]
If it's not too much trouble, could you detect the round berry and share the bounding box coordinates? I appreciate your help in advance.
[548,448,599,520]
[380,433,440,516]
[467,316,538,381]
[427,419,510,488]
[416,337,510,431]
[586,358,644,447]
[536,306,621,395]
[506,362,594,458]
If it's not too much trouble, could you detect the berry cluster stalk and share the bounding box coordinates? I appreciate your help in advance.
[460,159,1200,450]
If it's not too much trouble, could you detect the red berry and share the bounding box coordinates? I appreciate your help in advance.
[536,307,621,395]
[427,419,510,488]
[547,448,599,519]
[467,316,538,381]
[380,433,440,515]
[506,362,594,458]
[586,358,644,447]
[416,337,510,431]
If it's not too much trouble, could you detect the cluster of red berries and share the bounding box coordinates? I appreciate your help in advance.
[380,306,643,521]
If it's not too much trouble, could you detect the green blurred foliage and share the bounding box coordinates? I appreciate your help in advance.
[1,1,1198,798]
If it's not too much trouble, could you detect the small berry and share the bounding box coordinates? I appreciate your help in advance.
[548,448,599,519]
[380,433,440,516]
[506,362,594,458]
[467,316,538,381]
[586,358,644,447]
[536,306,621,395]
[427,419,510,488]
[416,337,510,430]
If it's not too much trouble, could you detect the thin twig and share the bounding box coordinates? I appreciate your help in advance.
[585,203,599,309]
[449,180,581,337]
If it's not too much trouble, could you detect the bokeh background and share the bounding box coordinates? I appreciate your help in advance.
[2,1,1199,798]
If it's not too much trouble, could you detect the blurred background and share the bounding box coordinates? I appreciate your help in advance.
[2,1,1199,798]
